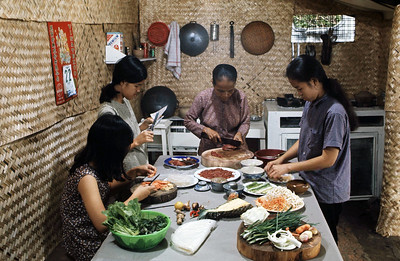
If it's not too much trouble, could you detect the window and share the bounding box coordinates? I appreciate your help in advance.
[291,15,355,43]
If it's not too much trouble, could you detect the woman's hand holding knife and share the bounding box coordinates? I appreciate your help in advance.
[202,127,221,144]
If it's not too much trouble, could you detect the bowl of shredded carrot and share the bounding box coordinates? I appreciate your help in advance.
[255,186,304,212]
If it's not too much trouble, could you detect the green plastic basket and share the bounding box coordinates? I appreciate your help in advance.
[111,210,171,251]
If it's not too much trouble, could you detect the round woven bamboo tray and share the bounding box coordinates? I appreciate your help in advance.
[241,21,275,55]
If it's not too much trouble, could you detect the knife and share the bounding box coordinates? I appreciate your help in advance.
[221,137,241,147]
[150,112,159,131]
[200,132,241,147]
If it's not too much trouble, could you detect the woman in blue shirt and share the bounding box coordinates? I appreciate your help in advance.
[265,55,358,243]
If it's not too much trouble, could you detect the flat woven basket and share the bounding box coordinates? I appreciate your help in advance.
[241,21,275,55]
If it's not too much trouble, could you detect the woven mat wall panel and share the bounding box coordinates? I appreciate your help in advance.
[140,0,295,116]
[139,0,391,116]
[0,20,58,146]
[0,110,97,260]
[0,20,137,146]
[295,0,390,97]
[385,5,400,113]
[0,0,137,24]
[376,111,400,236]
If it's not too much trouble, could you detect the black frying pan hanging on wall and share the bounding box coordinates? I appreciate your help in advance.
[180,21,209,56]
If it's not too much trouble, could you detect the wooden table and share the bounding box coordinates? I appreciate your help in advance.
[92,156,343,261]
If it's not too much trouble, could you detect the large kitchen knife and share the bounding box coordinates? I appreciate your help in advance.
[200,132,241,147]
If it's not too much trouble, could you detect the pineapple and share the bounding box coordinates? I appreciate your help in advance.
[198,198,252,220]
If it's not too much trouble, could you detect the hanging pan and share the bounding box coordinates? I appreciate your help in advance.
[241,21,275,55]
[180,21,209,56]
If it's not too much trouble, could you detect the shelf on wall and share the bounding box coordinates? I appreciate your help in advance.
[104,46,156,64]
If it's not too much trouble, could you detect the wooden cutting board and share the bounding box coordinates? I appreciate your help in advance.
[131,182,177,204]
[237,222,321,261]
[201,148,254,169]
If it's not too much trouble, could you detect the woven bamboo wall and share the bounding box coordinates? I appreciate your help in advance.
[376,5,400,237]
[0,0,139,260]
[139,0,391,116]
[0,111,96,260]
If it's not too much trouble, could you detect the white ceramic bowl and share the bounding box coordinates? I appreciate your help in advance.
[240,166,265,180]
[241,159,263,167]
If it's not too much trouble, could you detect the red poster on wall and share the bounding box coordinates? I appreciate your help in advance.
[47,21,78,105]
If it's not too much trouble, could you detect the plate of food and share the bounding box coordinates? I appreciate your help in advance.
[243,181,277,196]
[255,186,304,212]
[163,174,199,188]
[268,173,294,184]
[194,167,241,182]
[164,156,199,169]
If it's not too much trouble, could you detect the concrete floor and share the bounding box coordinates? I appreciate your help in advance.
[47,199,400,261]
[337,200,400,261]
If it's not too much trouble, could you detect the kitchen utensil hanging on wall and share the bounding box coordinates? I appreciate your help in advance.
[229,21,234,58]
[320,28,336,65]
[179,21,209,56]
[305,44,316,58]
[241,21,275,55]
[210,21,219,53]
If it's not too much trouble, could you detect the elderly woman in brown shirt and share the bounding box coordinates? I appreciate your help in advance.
[184,64,250,155]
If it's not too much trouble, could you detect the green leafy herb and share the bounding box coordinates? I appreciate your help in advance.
[241,209,305,245]
[102,199,168,236]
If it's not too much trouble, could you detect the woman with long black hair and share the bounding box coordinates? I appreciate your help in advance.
[265,55,358,243]
[61,114,155,260]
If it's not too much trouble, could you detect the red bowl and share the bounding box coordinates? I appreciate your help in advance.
[255,149,285,167]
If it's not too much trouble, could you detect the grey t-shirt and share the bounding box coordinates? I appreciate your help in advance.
[98,98,148,171]
[298,95,351,204]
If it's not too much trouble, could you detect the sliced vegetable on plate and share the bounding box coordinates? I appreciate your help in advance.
[243,181,276,196]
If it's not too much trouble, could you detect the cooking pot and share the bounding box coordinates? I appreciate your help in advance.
[354,91,376,107]
[180,21,209,56]
[141,86,178,118]
[241,21,275,55]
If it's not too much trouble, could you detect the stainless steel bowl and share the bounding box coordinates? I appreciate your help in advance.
[223,182,244,197]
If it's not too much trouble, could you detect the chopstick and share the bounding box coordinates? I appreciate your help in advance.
[145,204,175,210]
[148,173,160,185]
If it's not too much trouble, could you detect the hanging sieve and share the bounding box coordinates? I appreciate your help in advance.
[210,21,219,53]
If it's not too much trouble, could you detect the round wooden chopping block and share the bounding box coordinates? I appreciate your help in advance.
[201,148,254,169]
[131,183,177,204]
[241,21,275,55]
[237,222,321,261]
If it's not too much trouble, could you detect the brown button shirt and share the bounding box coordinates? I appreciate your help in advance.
[184,88,250,155]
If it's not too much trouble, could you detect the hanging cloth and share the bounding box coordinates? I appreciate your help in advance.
[164,21,181,79]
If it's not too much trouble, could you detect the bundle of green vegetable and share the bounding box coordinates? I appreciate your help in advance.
[102,199,168,236]
[241,209,305,245]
